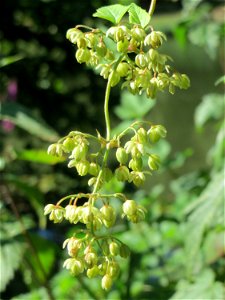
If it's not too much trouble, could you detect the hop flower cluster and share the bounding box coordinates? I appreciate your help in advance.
[66,24,190,98]
[62,234,130,290]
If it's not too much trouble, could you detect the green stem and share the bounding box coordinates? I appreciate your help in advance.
[148,0,157,16]
[104,79,112,141]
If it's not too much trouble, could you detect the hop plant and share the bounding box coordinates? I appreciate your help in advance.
[44,2,190,291]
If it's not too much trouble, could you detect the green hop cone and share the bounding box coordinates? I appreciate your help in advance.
[148,125,167,143]
[87,265,99,278]
[101,274,113,290]
[116,62,130,77]
[75,48,91,64]
[122,200,137,216]
[76,160,90,176]
[115,166,130,182]
[109,241,120,256]
[130,171,145,186]
[116,147,128,165]
[148,154,160,171]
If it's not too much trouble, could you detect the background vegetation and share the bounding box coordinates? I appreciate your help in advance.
[0,0,224,299]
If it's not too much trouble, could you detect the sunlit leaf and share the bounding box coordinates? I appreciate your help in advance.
[0,102,59,142]
[0,54,24,68]
[114,90,155,120]
[194,93,224,129]
[128,3,151,28]
[215,75,225,86]
[184,171,224,274]
[15,149,65,165]
[170,269,225,300]
[93,4,129,24]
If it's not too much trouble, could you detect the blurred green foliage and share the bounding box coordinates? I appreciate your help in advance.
[0,0,224,299]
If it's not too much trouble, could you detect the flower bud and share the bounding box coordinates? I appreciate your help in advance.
[47,144,57,156]
[88,177,97,187]
[96,41,107,57]
[135,53,147,68]
[123,200,137,216]
[101,275,113,290]
[148,125,167,143]
[63,138,76,152]
[77,37,87,49]
[148,49,158,61]
[137,128,148,144]
[116,62,130,77]
[100,205,116,223]
[66,28,83,44]
[87,265,99,278]
[144,31,166,48]
[44,204,55,215]
[109,241,120,256]
[148,154,160,170]
[131,26,146,42]
[65,205,80,223]
[128,157,143,171]
[76,160,90,176]
[75,48,91,64]
[85,252,98,266]
[130,171,145,186]
[117,39,129,53]
[63,258,84,275]
[107,261,120,278]
[115,166,130,182]
[89,162,100,176]
[116,147,128,165]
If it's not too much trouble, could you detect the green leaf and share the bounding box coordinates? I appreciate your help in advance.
[0,54,25,68]
[128,3,151,28]
[170,269,225,300]
[184,171,224,274]
[93,4,129,24]
[0,102,59,142]
[194,93,224,129]
[114,90,155,121]
[15,149,65,165]
[0,241,26,292]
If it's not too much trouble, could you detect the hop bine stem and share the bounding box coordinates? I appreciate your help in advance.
[148,0,157,16]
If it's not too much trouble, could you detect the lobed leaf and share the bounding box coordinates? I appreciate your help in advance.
[128,3,151,28]
[93,4,129,24]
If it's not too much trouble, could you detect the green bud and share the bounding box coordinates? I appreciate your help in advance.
[66,28,83,44]
[96,41,107,57]
[63,138,76,152]
[117,39,129,53]
[148,49,158,61]
[47,144,57,156]
[87,265,99,278]
[130,171,145,186]
[45,205,65,223]
[107,261,120,278]
[131,26,146,42]
[75,48,91,64]
[115,166,130,182]
[100,64,111,79]
[85,252,98,266]
[148,125,167,143]
[116,147,128,165]
[44,204,55,215]
[109,241,120,256]
[144,31,166,48]
[100,205,116,223]
[89,162,100,176]
[128,157,143,171]
[116,62,130,77]
[77,37,87,49]
[137,128,148,144]
[135,53,147,68]
[101,275,113,290]
[76,160,90,176]
[84,32,96,47]
[65,205,80,223]
[88,177,97,187]
[63,258,84,275]
[123,200,137,216]
[148,154,160,170]
[70,144,88,160]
